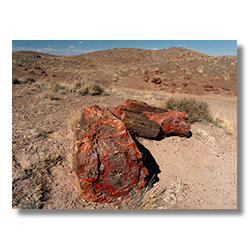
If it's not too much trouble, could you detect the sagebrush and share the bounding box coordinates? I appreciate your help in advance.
[162,95,213,123]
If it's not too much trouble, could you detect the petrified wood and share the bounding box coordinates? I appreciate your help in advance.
[73,105,148,203]
[110,99,191,138]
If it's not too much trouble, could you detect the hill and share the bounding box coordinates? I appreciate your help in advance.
[12,47,237,96]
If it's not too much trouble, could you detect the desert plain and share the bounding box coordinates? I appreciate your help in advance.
[12,46,237,209]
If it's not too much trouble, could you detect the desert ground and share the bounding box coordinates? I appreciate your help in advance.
[12,47,237,209]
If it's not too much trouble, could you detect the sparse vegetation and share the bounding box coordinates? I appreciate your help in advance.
[67,109,83,132]
[162,95,213,123]
[12,76,20,84]
[21,77,36,84]
[162,95,233,134]
[29,80,104,97]
[12,152,61,209]
[33,126,53,138]
[118,184,166,209]
[213,113,233,135]
[68,81,104,96]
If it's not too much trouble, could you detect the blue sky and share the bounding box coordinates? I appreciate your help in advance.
[12,40,237,56]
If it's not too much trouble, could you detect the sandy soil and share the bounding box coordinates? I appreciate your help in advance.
[12,47,237,209]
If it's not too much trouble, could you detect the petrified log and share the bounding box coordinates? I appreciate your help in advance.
[73,105,148,203]
[203,85,219,91]
[110,99,191,138]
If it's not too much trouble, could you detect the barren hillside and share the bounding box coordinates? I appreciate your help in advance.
[12,47,237,96]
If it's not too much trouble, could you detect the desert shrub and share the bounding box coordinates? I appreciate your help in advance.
[162,95,233,134]
[42,152,61,168]
[33,126,53,138]
[21,77,36,84]
[12,76,20,84]
[34,80,104,96]
[73,81,104,96]
[213,114,233,135]
[162,95,213,123]
[118,184,166,209]
[43,81,66,92]
[38,91,56,101]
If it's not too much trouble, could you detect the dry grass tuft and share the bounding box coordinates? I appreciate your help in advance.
[31,80,104,96]
[33,126,53,138]
[118,184,166,209]
[67,109,83,132]
[12,152,61,209]
[213,114,233,135]
[71,81,104,96]
[162,95,213,123]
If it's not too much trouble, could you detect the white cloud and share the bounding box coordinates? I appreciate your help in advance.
[47,45,51,47]
[98,43,101,45]
[221,48,224,50]
[69,45,75,48]
[79,41,83,44]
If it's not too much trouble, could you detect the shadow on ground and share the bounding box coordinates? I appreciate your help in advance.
[132,136,161,186]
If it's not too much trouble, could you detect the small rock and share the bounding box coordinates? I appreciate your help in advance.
[151,78,162,84]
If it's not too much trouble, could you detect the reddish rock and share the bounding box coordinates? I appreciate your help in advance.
[171,83,177,86]
[151,78,162,84]
[23,68,28,71]
[52,74,57,77]
[143,74,149,82]
[183,77,190,80]
[203,85,219,91]
[182,83,188,87]
[73,105,148,203]
[169,89,175,93]
[110,99,190,138]
[34,66,41,69]
[226,92,232,96]
[163,79,168,81]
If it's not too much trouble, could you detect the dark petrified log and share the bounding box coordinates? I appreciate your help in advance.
[110,99,191,138]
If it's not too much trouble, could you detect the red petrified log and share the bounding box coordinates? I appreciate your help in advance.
[110,99,191,138]
[73,105,148,203]
[151,78,162,84]
[203,85,219,91]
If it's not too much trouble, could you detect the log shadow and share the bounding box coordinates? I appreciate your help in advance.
[161,130,193,140]
[132,136,161,186]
